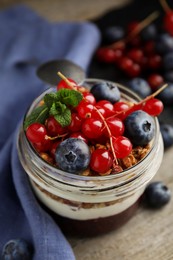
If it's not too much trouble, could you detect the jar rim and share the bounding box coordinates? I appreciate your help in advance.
[21,78,160,182]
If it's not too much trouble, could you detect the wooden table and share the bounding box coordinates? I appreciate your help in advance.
[1,1,173,259]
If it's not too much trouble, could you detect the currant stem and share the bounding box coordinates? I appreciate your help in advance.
[160,0,171,12]
[46,133,68,140]
[109,10,159,49]
[138,83,168,104]
[93,107,119,166]
[57,71,76,89]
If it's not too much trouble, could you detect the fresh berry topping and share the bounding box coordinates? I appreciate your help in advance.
[90,148,113,174]
[96,100,115,117]
[104,117,124,137]
[46,116,68,136]
[160,123,173,148]
[26,123,47,143]
[68,113,82,132]
[81,118,103,139]
[143,98,164,116]
[55,138,90,173]
[112,136,132,158]
[90,82,120,104]
[76,100,94,119]
[82,92,96,105]
[1,239,33,260]
[124,110,155,146]
[144,181,171,208]
[57,78,76,90]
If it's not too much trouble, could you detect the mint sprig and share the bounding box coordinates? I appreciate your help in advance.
[24,89,83,129]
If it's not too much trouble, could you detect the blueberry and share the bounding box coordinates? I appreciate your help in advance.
[160,123,173,148]
[157,82,173,105]
[144,181,171,208]
[163,52,173,70]
[1,239,33,260]
[140,24,157,41]
[155,33,173,54]
[127,77,151,98]
[103,25,125,44]
[164,71,173,82]
[55,138,90,173]
[90,82,120,104]
[124,110,155,146]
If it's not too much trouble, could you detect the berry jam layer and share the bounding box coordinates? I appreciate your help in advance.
[31,180,141,236]
[43,198,140,237]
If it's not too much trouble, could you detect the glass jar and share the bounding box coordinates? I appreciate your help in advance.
[17,79,164,236]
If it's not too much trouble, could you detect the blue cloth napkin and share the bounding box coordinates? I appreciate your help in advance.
[0,4,100,259]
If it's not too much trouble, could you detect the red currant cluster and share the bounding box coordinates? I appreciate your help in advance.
[96,0,173,94]
[25,75,165,176]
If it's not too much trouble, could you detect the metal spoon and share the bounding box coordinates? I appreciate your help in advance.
[36,59,86,86]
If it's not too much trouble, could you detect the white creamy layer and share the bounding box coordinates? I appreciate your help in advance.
[31,180,144,220]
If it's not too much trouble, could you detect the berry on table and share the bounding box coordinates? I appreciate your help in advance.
[1,239,33,260]
[160,123,173,148]
[143,181,171,208]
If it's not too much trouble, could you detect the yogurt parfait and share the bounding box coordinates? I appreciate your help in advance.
[17,75,164,236]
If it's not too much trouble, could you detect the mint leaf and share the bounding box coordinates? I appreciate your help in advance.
[49,101,71,127]
[56,89,83,107]
[44,93,57,108]
[54,109,71,127]
[24,104,49,130]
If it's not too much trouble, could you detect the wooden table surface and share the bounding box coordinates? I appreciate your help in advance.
[1,1,173,259]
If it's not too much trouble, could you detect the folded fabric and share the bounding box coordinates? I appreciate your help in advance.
[0,4,100,260]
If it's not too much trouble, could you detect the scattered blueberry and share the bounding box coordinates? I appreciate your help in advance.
[90,82,120,104]
[124,110,155,146]
[157,82,173,105]
[127,77,151,98]
[160,123,173,149]
[140,23,157,41]
[163,52,173,70]
[155,33,173,54]
[55,138,90,173]
[1,239,33,260]
[164,71,173,82]
[103,25,125,44]
[144,181,171,208]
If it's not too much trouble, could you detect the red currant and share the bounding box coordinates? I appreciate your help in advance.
[50,141,60,159]
[46,116,68,136]
[147,54,162,70]
[113,101,130,114]
[90,106,106,119]
[76,100,94,119]
[164,11,173,35]
[90,148,113,174]
[147,74,164,91]
[26,123,47,143]
[104,117,124,137]
[96,48,117,63]
[57,78,76,90]
[126,63,141,77]
[33,138,52,153]
[68,113,82,132]
[83,92,96,105]
[82,118,103,139]
[127,48,144,63]
[113,136,132,158]
[70,132,88,143]
[96,100,115,117]
[143,98,164,116]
